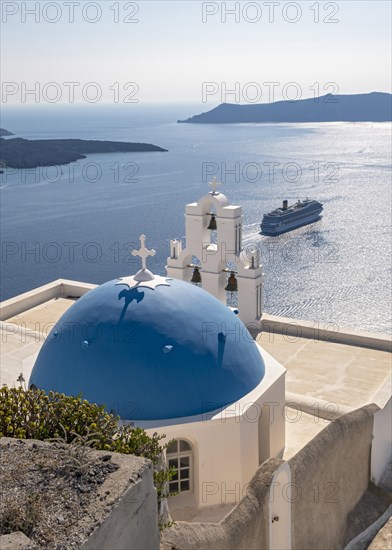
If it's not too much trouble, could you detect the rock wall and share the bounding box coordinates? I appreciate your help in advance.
[289,404,380,549]
[0,438,160,550]
[81,458,160,550]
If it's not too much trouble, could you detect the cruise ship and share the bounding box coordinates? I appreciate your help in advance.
[260,199,323,236]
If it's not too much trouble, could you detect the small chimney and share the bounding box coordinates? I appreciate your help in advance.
[282,200,288,210]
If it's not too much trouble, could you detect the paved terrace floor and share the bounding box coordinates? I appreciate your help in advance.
[1,298,76,387]
[6,297,76,332]
[257,330,391,411]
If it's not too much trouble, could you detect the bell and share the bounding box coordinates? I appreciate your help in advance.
[190,266,202,284]
[207,214,217,230]
[225,272,238,292]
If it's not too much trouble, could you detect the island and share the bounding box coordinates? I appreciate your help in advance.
[178,92,392,124]
[0,128,14,137]
[0,138,168,168]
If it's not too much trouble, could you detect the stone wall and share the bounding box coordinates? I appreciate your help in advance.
[289,404,380,549]
[81,457,160,550]
[0,438,160,550]
[261,314,391,352]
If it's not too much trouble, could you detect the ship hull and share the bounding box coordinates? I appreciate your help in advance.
[260,200,323,236]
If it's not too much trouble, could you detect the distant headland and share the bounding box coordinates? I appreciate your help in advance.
[0,128,14,137]
[178,92,392,124]
[0,138,168,169]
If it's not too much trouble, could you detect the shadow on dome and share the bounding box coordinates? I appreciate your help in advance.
[217,332,226,368]
[118,287,145,325]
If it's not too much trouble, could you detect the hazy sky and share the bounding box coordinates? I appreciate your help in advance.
[1,1,391,105]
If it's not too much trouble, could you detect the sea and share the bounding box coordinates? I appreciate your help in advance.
[1,104,391,334]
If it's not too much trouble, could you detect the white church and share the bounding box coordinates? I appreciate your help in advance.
[28,181,286,510]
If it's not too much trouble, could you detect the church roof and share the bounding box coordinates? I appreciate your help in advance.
[30,275,265,420]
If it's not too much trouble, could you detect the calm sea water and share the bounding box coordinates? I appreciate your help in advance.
[1,105,391,333]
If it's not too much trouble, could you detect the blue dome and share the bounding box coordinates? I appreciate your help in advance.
[30,278,265,420]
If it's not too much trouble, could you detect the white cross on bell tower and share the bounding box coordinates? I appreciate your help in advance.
[209,177,221,195]
[132,234,156,282]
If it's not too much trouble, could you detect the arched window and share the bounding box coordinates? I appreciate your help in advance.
[167,439,193,494]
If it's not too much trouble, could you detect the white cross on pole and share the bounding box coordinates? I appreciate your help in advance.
[132,235,156,270]
[209,176,221,195]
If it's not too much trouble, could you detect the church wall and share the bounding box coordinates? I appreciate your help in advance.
[145,351,286,510]
[195,417,243,507]
[371,395,392,485]
[143,348,286,509]
[150,417,244,508]
[262,372,286,460]
[239,404,261,488]
[238,370,286,487]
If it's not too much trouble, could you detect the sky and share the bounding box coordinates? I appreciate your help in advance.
[1,1,391,105]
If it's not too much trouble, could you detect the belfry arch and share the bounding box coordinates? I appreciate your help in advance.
[166,180,263,326]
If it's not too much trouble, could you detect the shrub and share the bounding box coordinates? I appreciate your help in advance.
[0,386,173,519]
[0,386,166,462]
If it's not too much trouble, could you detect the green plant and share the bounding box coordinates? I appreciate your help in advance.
[0,386,169,453]
[0,386,174,526]
[49,427,102,479]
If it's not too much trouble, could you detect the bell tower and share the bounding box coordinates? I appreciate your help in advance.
[166,179,263,327]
